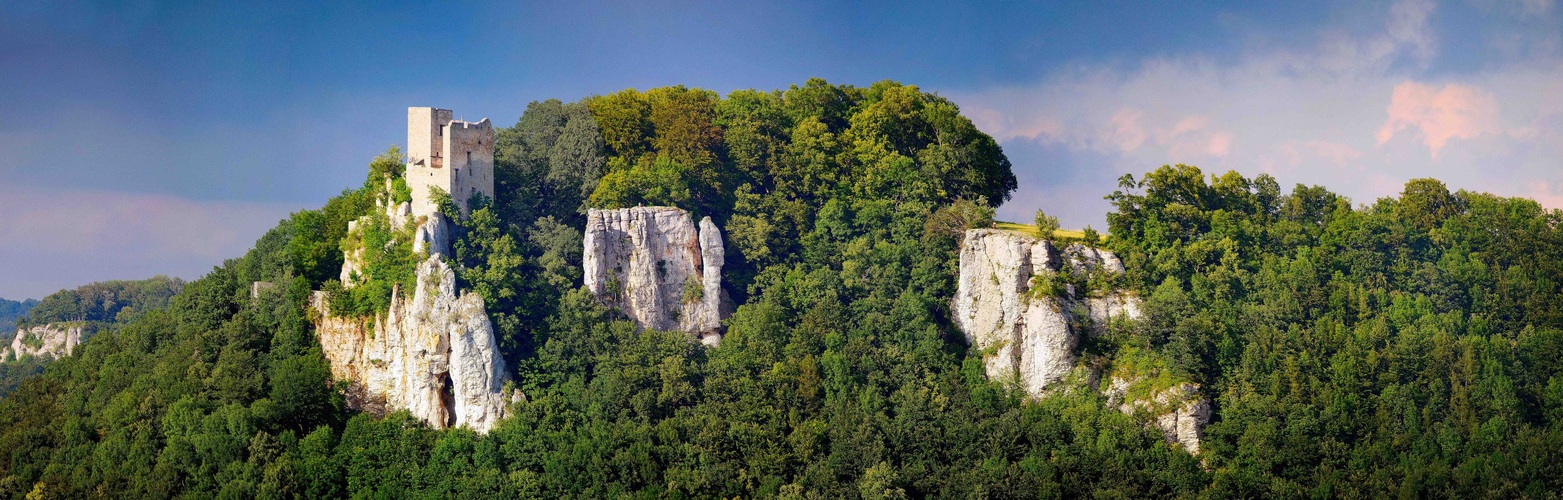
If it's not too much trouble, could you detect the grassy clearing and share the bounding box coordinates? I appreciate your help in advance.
[993,221,1086,240]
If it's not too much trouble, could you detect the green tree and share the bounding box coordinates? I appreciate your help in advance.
[10,79,1563,499]
[1398,177,1461,232]
[269,350,337,431]
[923,196,994,244]
[588,154,695,209]
[1034,209,1060,240]
[527,216,582,290]
[586,89,653,163]
[547,104,607,203]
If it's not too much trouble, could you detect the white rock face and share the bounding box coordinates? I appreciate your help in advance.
[340,217,365,286]
[584,207,728,344]
[387,201,413,230]
[1061,242,1125,275]
[953,229,1047,386]
[953,229,1137,396]
[1016,301,1074,396]
[1102,377,1213,454]
[313,256,513,433]
[413,213,451,258]
[954,229,1211,454]
[2,324,82,361]
[1087,293,1143,330]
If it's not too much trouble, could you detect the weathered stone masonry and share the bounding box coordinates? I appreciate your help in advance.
[406,107,494,218]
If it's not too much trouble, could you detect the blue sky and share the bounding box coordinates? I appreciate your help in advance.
[1,0,1560,299]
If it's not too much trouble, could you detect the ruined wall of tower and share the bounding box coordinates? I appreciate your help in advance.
[405,107,493,218]
[441,118,494,216]
[407,107,453,217]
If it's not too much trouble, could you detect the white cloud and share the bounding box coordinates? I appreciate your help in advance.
[955,0,1563,225]
[1106,109,1148,153]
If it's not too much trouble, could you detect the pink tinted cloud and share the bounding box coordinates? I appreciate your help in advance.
[1157,114,1234,159]
[1376,81,1501,158]
[964,105,1064,142]
[1206,131,1235,157]
[1165,115,1212,139]
[1106,109,1148,152]
[1527,181,1563,209]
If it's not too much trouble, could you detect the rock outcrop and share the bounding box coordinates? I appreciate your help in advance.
[313,256,514,433]
[250,281,278,301]
[1087,294,1142,328]
[1102,377,1212,454]
[387,200,413,230]
[2,324,82,361]
[1061,242,1125,275]
[953,228,1213,455]
[413,212,451,258]
[339,241,364,287]
[953,229,1138,396]
[583,207,728,346]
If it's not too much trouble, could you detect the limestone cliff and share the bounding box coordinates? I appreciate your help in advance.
[312,256,514,433]
[953,228,1210,454]
[953,229,1138,395]
[1,324,81,361]
[413,211,451,258]
[583,207,728,346]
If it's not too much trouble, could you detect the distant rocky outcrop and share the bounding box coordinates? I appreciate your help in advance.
[953,229,1140,395]
[1102,377,1212,455]
[583,207,729,346]
[953,228,1209,454]
[2,324,82,361]
[312,256,515,433]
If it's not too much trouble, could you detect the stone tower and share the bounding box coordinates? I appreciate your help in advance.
[406,107,495,218]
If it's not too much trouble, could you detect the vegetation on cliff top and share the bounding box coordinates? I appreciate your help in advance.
[0,79,1560,498]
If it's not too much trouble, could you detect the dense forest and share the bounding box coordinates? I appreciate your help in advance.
[0,298,40,399]
[0,79,1560,498]
[13,276,184,332]
[0,278,184,398]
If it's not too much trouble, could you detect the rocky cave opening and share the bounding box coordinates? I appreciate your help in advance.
[438,370,456,428]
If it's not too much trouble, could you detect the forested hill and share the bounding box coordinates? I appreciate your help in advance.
[14,276,184,332]
[0,277,185,398]
[0,299,36,341]
[0,79,1561,498]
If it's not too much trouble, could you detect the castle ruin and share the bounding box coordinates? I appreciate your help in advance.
[405,107,495,218]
